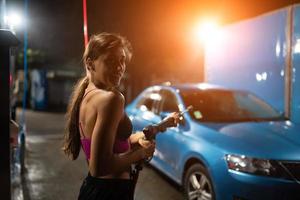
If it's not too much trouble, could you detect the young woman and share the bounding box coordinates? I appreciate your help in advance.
[63,33,156,200]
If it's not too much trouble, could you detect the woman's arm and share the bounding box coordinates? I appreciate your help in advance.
[89,91,154,177]
[129,112,180,144]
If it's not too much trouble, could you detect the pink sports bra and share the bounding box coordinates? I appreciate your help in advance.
[79,116,132,160]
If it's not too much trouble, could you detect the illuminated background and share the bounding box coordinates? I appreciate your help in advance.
[4,0,300,104]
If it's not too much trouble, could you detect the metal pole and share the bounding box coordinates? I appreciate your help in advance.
[0,29,19,200]
[20,0,29,174]
[284,6,294,120]
[1,0,6,28]
[0,43,11,200]
[83,0,88,47]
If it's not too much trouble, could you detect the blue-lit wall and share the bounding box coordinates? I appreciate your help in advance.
[292,5,300,123]
[205,5,300,124]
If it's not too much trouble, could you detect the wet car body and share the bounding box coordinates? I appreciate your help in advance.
[126,83,300,200]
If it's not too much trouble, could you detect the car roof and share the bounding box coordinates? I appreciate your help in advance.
[155,82,233,92]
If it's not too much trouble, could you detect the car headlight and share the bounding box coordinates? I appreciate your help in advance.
[225,154,292,180]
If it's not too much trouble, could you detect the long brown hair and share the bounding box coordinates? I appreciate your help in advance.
[63,77,89,160]
[63,32,132,160]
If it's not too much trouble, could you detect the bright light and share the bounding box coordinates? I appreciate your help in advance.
[4,11,23,32]
[256,72,268,82]
[275,40,281,57]
[192,19,221,47]
[295,39,300,54]
[196,83,212,90]
[150,93,161,101]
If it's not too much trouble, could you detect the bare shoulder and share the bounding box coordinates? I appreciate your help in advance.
[91,89,125,111]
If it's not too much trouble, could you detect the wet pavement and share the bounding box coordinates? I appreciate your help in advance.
[12,109,184,200]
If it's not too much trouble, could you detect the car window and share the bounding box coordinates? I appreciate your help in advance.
[159,90,179,113]
[136,90,161,114]
[180,89,282,122]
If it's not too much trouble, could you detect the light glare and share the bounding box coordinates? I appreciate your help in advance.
[4,11,24,33]
[193,20,221,47]
[295,39,300,54]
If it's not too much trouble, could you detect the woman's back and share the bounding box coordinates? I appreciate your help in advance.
[78,87,133,177]
[79,88,100,139]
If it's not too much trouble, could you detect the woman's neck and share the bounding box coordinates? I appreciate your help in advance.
[88,81,114,91]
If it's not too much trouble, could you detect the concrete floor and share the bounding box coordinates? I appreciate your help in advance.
[12,109,184,200]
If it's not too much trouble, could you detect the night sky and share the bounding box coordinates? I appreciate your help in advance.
[7,0,300,94]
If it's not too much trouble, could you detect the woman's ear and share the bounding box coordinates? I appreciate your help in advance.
[86,58,95,71]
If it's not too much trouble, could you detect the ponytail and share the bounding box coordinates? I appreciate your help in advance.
[63,76,89,160]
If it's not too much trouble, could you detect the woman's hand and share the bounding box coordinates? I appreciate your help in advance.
[142,111,182,140]
[137,139,156,159]
[129,131,145,145]
[164,112,181,126]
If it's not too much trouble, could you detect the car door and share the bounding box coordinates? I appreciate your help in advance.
[155,89,183,172]
[129,89,162,132]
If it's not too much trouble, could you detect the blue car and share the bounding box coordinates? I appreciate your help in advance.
[125,83,300,200]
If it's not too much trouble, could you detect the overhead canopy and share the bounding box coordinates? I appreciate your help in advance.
[0,29,19,46]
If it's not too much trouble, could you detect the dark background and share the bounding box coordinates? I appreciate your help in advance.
[7,0,300,101]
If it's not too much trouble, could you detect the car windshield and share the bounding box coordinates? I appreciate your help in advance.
[180,89,283,123]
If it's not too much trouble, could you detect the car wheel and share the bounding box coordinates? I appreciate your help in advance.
[184,163,215,200]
